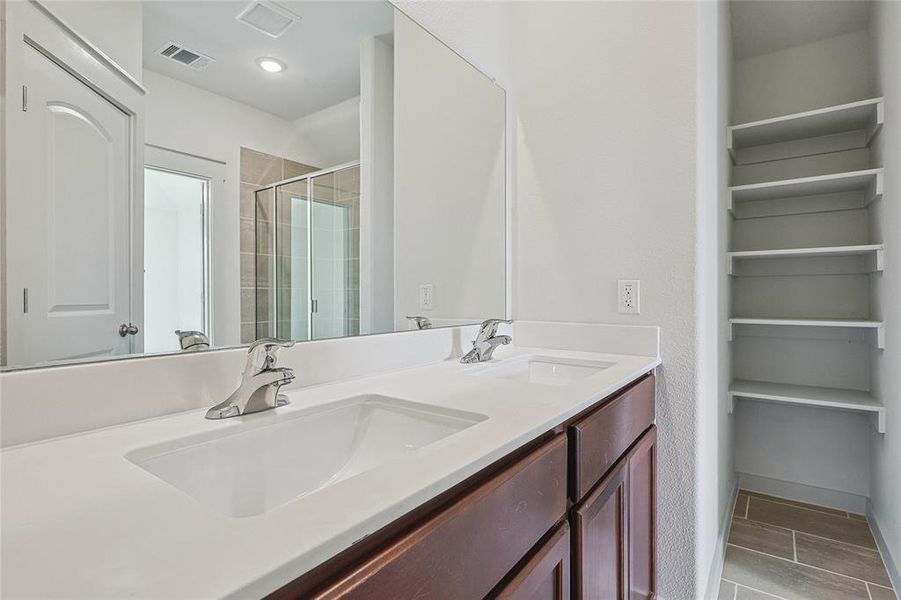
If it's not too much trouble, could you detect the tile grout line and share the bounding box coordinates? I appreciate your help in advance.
[722,577,788,600]
[745,495,750,519]
[726,543,891,589]
[741,490,863,521]
[792,530,798,562]
[866,581,874,600]
[739,511,880,552]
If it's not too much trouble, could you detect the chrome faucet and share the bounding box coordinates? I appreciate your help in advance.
[206,338,296,420]
[460,319,513,364]
[175,329,209,352]
[406,315,432,330]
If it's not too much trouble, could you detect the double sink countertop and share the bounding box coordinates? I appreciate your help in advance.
[0,346,659,599]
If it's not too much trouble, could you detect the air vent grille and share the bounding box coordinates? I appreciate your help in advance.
[236,1,299,38]
[155,42,215,71]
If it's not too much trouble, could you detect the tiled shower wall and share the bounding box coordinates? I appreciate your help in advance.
[239,148,317,343]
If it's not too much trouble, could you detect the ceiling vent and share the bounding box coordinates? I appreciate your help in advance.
[236,1,300,38]
[156,42,215,70]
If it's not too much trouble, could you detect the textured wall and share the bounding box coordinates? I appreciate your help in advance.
[868,0,901,582]
[510,3,699,597]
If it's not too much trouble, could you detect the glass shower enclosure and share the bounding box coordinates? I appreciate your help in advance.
[254,162,360,341]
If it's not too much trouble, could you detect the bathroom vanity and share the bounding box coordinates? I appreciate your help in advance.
[0,322,661,599]
[272,374,656,600]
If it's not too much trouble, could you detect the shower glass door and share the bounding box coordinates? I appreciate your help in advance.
[310,170,356,340]
[257,164,360,342]
[274,179,311,341]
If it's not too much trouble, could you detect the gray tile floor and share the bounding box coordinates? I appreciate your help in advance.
[719,490,898,600]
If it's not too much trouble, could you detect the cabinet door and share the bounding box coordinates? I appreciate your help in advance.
[572,460,628,600]
[493,522,571,600]
[628,427,657,600]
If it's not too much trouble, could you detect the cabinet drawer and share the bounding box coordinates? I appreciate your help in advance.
[569,374,654,501]
[309,434,568,600]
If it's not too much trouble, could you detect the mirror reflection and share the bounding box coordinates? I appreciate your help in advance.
[1,0,506,369]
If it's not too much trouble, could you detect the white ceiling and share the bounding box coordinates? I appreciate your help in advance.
[730,0,872,61]
[142,1,394,121]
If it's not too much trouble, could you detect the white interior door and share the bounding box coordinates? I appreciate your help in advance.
[6,46,133,365]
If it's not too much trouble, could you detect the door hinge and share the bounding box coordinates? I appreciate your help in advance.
[23,288,29,313]
[22,85,27,112]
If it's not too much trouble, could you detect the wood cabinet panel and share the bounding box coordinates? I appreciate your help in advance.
[628,427,657,600]
[570,375,655,501]
[491,522,571,600]
[572,460,628,600]
[302,434,568,600]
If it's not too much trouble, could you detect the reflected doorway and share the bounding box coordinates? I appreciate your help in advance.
[143,167,210,353]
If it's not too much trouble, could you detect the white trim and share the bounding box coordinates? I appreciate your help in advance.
[704,481,740,600]
[29,0,147,95]
[736,472,868,514]
[866,501,901,593]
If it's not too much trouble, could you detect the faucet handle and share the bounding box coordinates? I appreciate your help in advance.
[406,316,432,330]
[245,338,295,374]
[478,318,513,337]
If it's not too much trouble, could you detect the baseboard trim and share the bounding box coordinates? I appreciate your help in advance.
[867,500,901,593]
[736,472,867,514]
[704,480,739,600]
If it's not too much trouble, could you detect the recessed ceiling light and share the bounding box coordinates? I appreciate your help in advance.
[257,57,286,73]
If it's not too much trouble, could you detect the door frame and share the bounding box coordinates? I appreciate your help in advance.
[144,145,226,346]
[1,0,146,365]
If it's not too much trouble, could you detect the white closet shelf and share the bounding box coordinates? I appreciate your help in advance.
[728,97,884,159]
[728,317,885,349]
[729,379,885,433]
[728,168,883,211]
[727,244,884,274]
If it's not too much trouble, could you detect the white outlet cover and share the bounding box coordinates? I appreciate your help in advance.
[419,284,434,310]
[618,280,640,314]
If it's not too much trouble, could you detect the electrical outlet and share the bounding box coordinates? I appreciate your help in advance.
[419,284,434,310]
[618,280,640,314]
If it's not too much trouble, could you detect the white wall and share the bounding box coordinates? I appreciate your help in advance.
[41,0,143,80]
[868,0,901,582]
[293,97,361,167]
[360,36,395,335]
[393,11,506,328]
[510,3,700,598]
[697,1,734,596]
[732,30,872,123]
[735,401,871,495]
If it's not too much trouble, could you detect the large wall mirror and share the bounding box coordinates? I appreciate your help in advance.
[0,0,506,370]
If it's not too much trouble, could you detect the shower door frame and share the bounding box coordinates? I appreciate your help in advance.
[254,160,361,341]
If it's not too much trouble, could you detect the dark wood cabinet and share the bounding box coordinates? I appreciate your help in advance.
[491,522,571,600]
[572,426,658,600]
[628,427,657,600]
[269,374,656,600]
[569,375,655,501]
[573,460,628,600]
[276,434,567,600]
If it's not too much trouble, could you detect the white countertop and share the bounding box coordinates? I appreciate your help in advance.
[0,346,659,599]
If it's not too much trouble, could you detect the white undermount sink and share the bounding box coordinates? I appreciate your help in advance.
[126,395,487,517]
[469,355,613,386]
